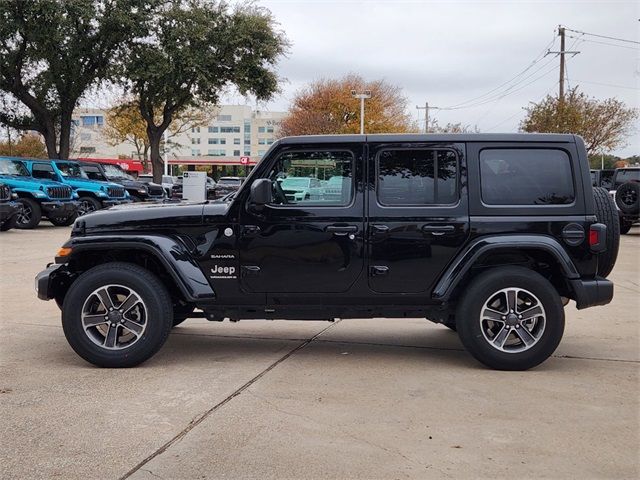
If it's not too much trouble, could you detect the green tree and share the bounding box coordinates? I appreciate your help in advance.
[0,0,151,159]
[520,87,638,156]
[124,1,288,182]
[0,132,47,158]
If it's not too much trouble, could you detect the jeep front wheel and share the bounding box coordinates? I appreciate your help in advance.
[77,196,101,216]
[15,197,42,229]
[456,267,564,371]
[62,262,173,367]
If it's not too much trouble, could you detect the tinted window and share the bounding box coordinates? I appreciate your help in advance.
[268,151,353,206]
[81,165,104,181]
[32,163,57,180]
[377,149,457,205]
[480,149,574,205]
[615,169,640,188]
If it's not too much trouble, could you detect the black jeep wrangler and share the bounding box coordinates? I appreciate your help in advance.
[36,134,619,370]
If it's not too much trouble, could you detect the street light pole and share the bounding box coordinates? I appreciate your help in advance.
[351,90,372,134]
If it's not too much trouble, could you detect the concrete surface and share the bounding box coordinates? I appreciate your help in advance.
[0,224,638,479]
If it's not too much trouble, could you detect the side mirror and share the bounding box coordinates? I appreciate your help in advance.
[250,179,272,207]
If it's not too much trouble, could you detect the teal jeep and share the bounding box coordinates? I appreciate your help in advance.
[22,159,130,216]
[0,157,78,228]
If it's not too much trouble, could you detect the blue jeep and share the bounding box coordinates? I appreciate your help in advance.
[22,159,130,215]
[0,157,78,229]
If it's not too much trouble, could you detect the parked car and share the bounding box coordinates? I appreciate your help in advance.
[36,134,617,371]
[590,168,615,190]
[609,167,639,234]
[277,176,322,202]
[0,157,78,228]
[78,161,165,202]
[0,182,21,231]
[139,174,178,198]
[214,176,245,198]
[22,159,130,216]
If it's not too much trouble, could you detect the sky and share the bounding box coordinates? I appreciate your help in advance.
[240,0,640,157]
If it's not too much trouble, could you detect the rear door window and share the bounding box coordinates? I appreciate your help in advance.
[377,149,458,206]
[479,149,574,205]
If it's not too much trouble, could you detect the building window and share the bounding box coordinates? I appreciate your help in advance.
[220,138,226,145]
[220,126,240,133]
[80,116,103,127]
[266,126,274,133]
[79,146,96,153]
[244,139,251,145]
[267,138,274,145]
[207,149,226,156]
[191,138,201,144]
[208,126,218,133]
[233,150,241,156]
[244,120,251,133]
[208,138,218,144]
[258,150,266,156]
[258,138,266,145]
[234,138,241,145]
[244,150,251,156]
[217,115,232,122]
[191,149,201,156]
[191,127,200,133]
[258,126,266,133]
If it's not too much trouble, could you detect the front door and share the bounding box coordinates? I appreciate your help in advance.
[239,144,365,295]
[367,142,469,294]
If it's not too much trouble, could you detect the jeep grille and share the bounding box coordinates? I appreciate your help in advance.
[46,186,72,199]
[107,186,126,198]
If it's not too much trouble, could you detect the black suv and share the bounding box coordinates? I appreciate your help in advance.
[610,167,639,234]
[36,134,619,371]
[78,161,166,202]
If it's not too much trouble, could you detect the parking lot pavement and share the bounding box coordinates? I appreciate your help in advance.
[1,225,639,479]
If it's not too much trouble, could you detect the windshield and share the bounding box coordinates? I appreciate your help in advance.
[102,163,134,180]
[56,162,87,179]
[0,159,30,176]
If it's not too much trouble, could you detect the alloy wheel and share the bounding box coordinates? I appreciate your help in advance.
[16,203,32,225]
[81,284,148,350]
[479,287,546,353]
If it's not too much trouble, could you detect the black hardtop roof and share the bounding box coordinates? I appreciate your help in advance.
[278,133,578,145]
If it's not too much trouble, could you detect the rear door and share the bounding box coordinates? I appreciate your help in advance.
[367,142,469,294]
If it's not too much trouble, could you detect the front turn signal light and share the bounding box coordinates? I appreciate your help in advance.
[56,247,72,257]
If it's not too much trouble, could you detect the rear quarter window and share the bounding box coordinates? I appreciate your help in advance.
[479,149,574,205]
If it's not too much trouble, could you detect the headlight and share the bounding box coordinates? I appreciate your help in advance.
[11,192,18,200]
[34,191,47,197]
[137,187,147,194]
[96,191,108,197]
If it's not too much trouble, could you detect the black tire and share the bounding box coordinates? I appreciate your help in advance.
[77,196,102,216]
[130,194,143,203]
[0,214,18,231]
[62,262,173,367]
[620,219,633,235]
[592,187,620,278]
[615,182,639,215]
[49,213,77,226]
[15,197,42,229]
[456,267,565,371]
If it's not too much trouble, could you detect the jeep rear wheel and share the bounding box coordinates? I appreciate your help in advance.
[456,267,564,371]
[615,182,639,215]
[15,198,42,229]
[62,262,173,367]
[593,187,620,278]
[77,196,101,216]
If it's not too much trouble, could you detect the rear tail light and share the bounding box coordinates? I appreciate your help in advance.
[589,224,606,253]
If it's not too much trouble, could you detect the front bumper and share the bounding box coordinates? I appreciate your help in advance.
[0,201,21,222]
[570,277,614,310]
[101,199,132,208]
[35,263,68,301]
[41,201,78,218]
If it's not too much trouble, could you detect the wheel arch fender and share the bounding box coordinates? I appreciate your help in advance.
[13,189,42,200]
[61,234,215,303]
[433,235,580,302]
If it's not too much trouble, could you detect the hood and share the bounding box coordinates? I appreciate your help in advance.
[77,201,230,233]
[0,174,67,190]
[64,177,123,189]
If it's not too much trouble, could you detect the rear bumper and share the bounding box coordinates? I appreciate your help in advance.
[570,277,614,310]
[40,201,78,218]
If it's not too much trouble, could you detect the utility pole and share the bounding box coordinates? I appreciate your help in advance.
[546,25,580,99]
[351,90,372,134]
[416,102,439,133]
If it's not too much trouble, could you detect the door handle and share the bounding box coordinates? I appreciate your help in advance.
[422,224,455,235]
[371,224,389,235]
[325,225,358,236]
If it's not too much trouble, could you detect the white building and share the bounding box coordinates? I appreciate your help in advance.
[71,105,287,175]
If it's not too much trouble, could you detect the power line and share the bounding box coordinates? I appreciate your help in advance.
[563,27,640,45]
[441,32,557,110]
[566,34,640,51]
[573,79,640,91]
